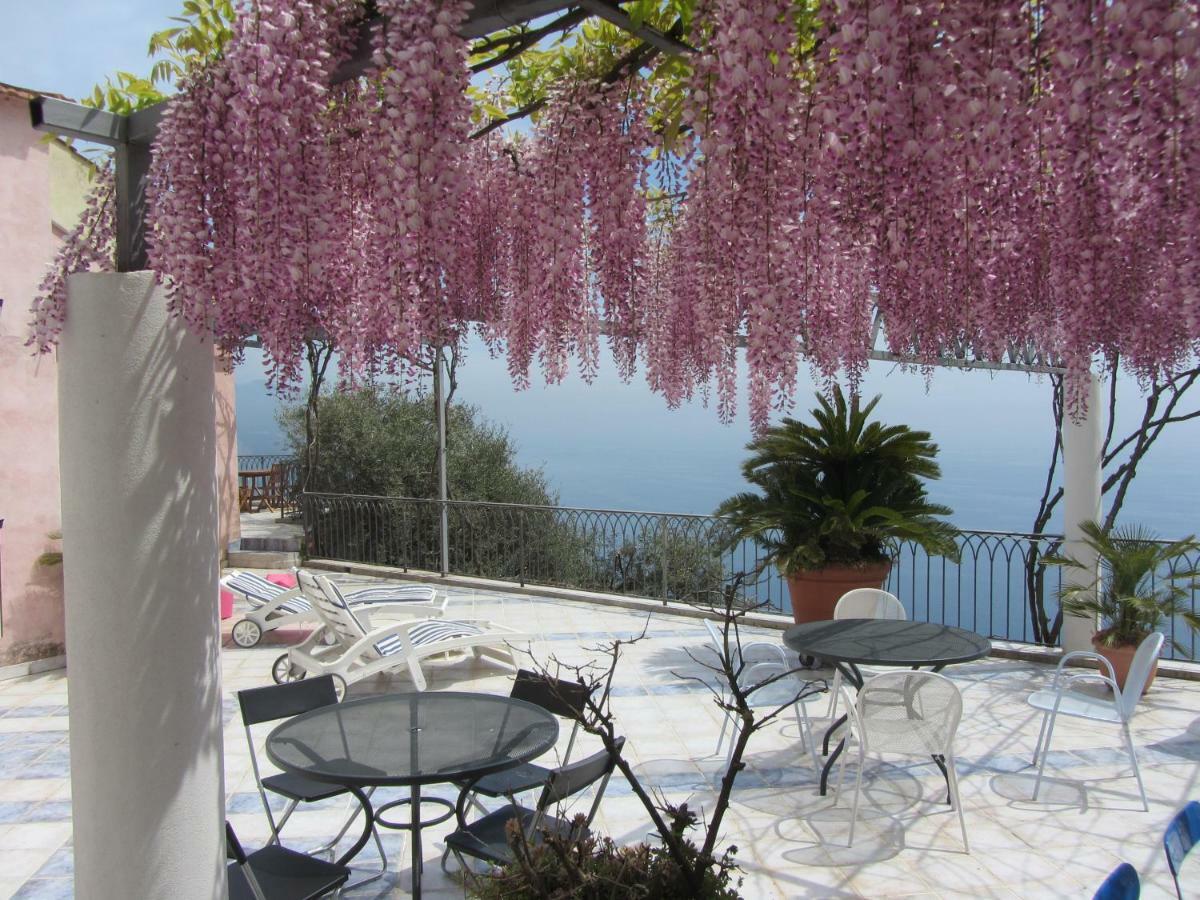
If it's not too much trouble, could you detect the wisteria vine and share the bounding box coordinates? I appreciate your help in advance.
[30,0,1200,427]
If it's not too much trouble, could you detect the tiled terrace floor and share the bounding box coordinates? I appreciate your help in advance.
[2,574,1199,898]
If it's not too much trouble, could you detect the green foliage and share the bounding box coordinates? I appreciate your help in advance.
[716,387,958,574]
[84,0,235,115]
[281,386,555,505]
[1046,521,1200,651]
[470,806,741,899]
[608,528,727,601]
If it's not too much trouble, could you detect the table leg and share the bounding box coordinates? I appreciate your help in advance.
[411,783,423,899]
[335,786,375,867]
[818,662,862,797]
[820,736,846,796]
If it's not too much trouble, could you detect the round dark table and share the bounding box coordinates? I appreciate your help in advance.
[783,619,990,795]
[266,691,559,898]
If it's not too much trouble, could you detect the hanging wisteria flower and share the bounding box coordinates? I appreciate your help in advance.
[34,0,1200,429]
[27,162,116,354]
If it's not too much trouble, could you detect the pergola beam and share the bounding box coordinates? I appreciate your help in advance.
[29,97,125,146]
[575,0,694,54]
[333,0,577,83]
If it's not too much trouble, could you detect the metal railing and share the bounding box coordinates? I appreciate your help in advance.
[298,492,1200,660]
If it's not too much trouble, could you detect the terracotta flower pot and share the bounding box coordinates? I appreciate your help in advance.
[785,562,893,624]
[1092,631,1158,694]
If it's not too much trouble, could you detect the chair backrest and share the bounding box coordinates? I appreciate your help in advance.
[511,669,592,722]
[222,571,285,606]
[1093,862,1140,900]
[1164,800,1200,896]
[226,821,269,900]
[296,570,368,646]
[834,588,905,621]
[535,737,625,831]
[856,670,962,757]
[238,674,339,727]
[512,669,594,765]
[226,820,247,863]
[703,618,750,672]
[1118,632,1165,719]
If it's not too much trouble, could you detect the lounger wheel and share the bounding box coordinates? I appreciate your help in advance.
[330,674,347,701]
[231,618,262,648]
[271,653,307,685]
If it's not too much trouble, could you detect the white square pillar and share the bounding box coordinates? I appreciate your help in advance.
[1060,371,1103,654]
[58,272,226,899]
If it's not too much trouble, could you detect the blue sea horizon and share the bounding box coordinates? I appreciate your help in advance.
[235,337,1198,540]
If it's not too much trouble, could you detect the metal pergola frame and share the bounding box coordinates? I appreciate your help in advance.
[28,0,690,273]
[27,0,1063,572]
[26,0,1060,375]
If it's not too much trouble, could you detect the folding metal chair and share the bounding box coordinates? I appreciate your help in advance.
[237,676,388,884]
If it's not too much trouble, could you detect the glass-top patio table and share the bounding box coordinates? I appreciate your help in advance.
[266,690,559,898]
[783,619,991,795]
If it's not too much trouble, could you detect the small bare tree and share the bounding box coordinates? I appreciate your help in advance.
[479,571,825,898]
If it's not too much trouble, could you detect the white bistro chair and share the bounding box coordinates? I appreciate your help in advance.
[834,670,969,850]
[826,588,906,722]
[1027,631,1163,811]
[702,618,823,772]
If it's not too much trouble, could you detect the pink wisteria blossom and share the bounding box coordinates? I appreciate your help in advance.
[30,0,1200,428]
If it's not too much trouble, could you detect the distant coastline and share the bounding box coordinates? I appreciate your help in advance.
[236,339,1199,539]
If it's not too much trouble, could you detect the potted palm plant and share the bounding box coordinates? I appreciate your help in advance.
[1047,520,1200,691]
[716,387,958,623]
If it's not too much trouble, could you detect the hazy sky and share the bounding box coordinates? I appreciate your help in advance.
[5,1,1197,536]
[1,1,183,101]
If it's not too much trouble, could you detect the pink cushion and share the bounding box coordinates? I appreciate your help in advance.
[266,572,298,589]
[219,589,234,620]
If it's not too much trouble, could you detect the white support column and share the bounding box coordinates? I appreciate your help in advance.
[434,346,450,576]
[1060,371,1104,654]
[58,272,225,899]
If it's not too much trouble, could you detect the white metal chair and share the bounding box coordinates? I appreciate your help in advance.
[834,670,969,850]
[273,571,527,695]
[1028,631,1164,811]
[222,568,446,647]
[826,589,906,721]
[702,619,822,771]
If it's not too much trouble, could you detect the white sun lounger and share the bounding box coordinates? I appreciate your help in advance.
[270,571,527,695]
[221,569,446,648]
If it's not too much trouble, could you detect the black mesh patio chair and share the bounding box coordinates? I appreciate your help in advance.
[237,676,387,878]
[444,737,625,874]
[227,821,350,900]
[461,669,594,801]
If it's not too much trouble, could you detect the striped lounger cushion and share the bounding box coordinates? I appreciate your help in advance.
[224,574,310,615]
[374,621,486,658]
[343,584,437,605]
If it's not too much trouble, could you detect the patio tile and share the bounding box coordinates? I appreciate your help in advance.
[0,850,58,885]
[0,823,72,851]
[11,877,74,900]
[30,847,73,879]
[2,577,1200,898]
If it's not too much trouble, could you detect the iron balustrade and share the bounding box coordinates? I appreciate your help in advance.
[298,492,1200,660]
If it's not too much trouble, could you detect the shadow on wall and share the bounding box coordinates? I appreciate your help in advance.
[215,352,240,558]
[58,272,225,892]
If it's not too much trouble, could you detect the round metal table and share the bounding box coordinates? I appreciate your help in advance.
[266,691,559,898]
[783,619,991,795]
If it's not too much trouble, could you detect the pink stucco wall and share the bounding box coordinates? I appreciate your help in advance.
[0,94,65,665]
